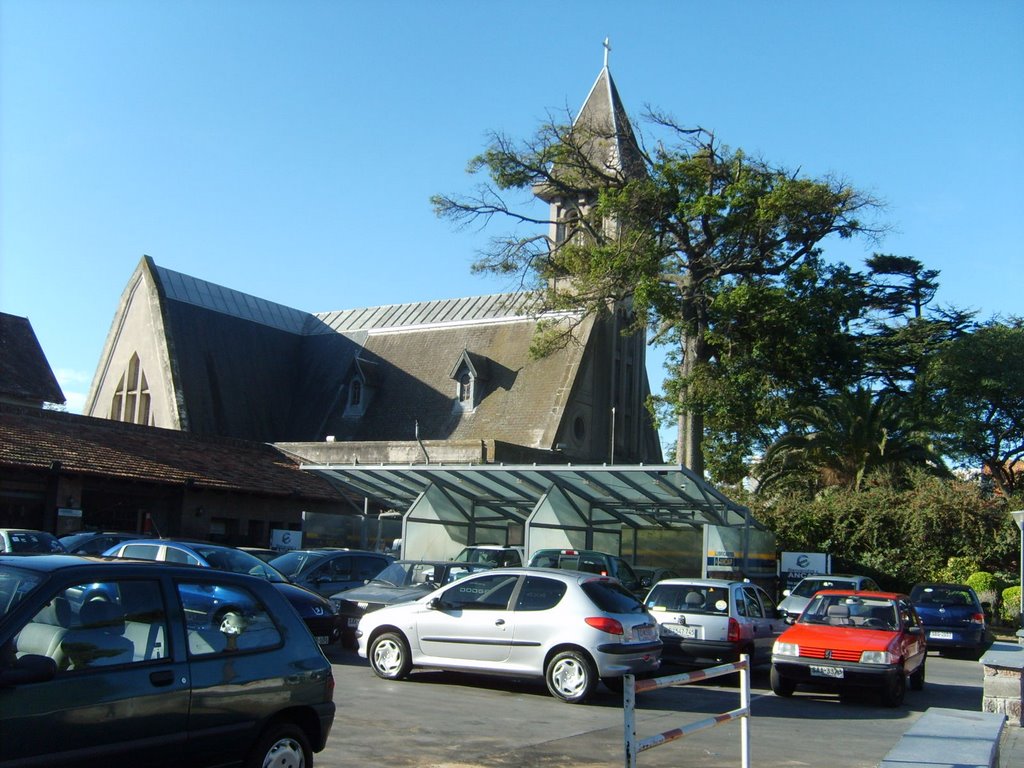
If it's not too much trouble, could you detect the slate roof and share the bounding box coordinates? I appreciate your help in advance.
[145,259,582,448]
[0,403,340,500]
[0,313,65,406]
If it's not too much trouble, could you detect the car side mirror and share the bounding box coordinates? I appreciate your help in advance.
[0,654,57,687]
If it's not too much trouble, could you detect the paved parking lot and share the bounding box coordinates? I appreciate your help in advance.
[316,647,1016,768]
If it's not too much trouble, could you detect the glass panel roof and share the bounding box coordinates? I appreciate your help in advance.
[302,464,761,531]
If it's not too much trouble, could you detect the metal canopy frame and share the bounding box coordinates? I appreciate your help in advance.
[301,463,761,533]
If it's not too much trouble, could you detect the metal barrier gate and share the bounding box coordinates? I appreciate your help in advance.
[623,655,751,768]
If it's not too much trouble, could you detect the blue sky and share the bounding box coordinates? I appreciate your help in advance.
[2,1,1021,454]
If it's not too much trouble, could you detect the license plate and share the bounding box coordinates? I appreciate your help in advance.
[810,665,844,679]
[347,618,360,627]
[664,623,698,639]
[634,624,659,641]
[930,631,953,640]
[315,635,330,645]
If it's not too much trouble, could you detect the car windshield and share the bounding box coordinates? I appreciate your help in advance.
[645,584,730,615]
[582,579,647,614]
[792,578,857,598]
[5,531,64,553]
[911,585,977,607]
[269,551,326,577]
[799,593,898,630]
[0,564,46,620]
[195,546,288,583]
[370,561,485,588]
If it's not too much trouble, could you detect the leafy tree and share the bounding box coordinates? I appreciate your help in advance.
[433,107,882,477]
[756,386,947,494]
[931,320,1024,495]
[747,471,1018,590]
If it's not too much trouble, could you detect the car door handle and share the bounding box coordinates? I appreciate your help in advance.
[150,669,175,687]
[494,619,505,626]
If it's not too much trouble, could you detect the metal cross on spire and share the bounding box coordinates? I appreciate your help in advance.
[603,37,611,68]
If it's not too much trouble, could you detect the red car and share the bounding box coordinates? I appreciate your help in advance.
[770,590,926,707]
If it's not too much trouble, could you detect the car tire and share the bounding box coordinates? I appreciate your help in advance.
[881,671,906,707]
[910,658,925,691]
[368,631,412,680]
[545,649,597,703]
[770,666,795,697]
[245,722,311,768]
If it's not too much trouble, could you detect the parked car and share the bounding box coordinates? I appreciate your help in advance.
[643,578,787,667]
[0,529,66,554]
[910,582,989,659]
[104,539,342,646]
[59,530,150,555]
[452,544,525,567]
[0,553,335,766]
[356,567,662,703]
[770,589,926,707]
[330,559,494,647]
[634,566,680,590]
[269,548,393,597]
[237,546,280,563]
[777,574,881,622]
[527,549,643,595]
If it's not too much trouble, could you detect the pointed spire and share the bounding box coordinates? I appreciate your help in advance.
[573,47,645,181]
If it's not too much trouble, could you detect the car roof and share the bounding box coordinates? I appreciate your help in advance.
[651,578,748,588]
[798,574,865,581]
[812,589,907,600]
[0,553,264,580]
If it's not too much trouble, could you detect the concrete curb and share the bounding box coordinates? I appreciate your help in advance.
[878,707,1005,768]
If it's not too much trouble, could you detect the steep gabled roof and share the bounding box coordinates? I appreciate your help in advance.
[0,313,65,406]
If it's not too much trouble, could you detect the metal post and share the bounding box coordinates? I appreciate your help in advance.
[740,653,750,768]
[624,674,637,768]
[1010,511,1024,631]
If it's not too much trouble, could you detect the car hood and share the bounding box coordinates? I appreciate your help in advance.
[331,582,432,605]
[273,582,335,615]
[779,624,898,652]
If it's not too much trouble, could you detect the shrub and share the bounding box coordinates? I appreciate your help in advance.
[967,572,1003,620]
[936,556,981,584]
[1002,586,1022,627]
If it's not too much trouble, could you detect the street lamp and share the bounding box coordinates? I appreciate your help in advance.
[1011,510,1024,633]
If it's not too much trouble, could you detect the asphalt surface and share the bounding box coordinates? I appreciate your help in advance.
[317,647,1021,768]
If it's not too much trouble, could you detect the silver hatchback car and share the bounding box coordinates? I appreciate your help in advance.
[356,567,662,703]
[644,578,787,668]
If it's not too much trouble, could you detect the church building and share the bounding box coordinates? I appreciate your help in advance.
[83,63,663,469]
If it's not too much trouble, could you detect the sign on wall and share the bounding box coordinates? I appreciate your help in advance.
[270,529,302,551]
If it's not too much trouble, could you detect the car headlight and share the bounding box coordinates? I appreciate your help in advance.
[773,641,799,657]
[860,650,896,664]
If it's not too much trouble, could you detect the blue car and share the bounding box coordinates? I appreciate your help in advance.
[910,582,989,659]
[105,540,342,645]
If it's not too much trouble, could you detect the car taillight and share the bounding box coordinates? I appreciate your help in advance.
[326,672,335,698]
[727,617,740,643]
[585,616,624,635]
[970,612,985,625]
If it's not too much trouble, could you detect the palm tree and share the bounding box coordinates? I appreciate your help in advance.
[756,387,947,494]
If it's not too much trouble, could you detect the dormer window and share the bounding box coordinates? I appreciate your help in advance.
[343,356,380,419]
[450,349,489,412]
[458,372,472,403]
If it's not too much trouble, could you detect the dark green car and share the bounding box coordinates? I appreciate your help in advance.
[0,554,335,767]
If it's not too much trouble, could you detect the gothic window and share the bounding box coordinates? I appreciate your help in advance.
[109,353,151,425]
